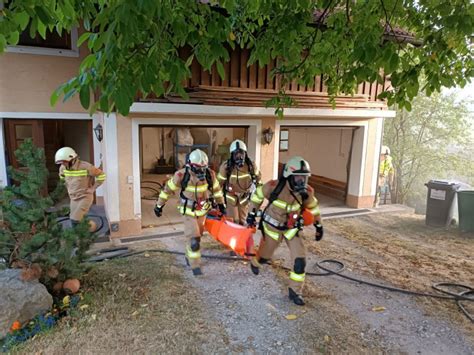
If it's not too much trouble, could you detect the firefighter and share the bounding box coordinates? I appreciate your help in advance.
[246,156,323,306]
[376,145,394,206]
[55,147,106,228]
[154,149,226,276]
[217,139,261,225]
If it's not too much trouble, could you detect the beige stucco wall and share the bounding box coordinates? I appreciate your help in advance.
[0,42,87,113]
[279,127,352,182]
[346,117,382,208]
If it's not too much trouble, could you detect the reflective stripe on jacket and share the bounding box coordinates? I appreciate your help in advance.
[59,159,105,200]
[156,167,224,216]
[218,160,262,206]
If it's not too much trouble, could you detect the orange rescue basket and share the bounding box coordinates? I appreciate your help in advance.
[204,212,256,258]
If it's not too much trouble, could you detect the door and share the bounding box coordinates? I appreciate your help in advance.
[5,119,45,168]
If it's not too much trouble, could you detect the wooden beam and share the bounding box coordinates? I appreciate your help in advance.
[230,49,240,87]
[240,49,249,88]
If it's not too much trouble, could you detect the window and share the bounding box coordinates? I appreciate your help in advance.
[18,26,73,50]
[279,129,289,151]
[6,24,79,57]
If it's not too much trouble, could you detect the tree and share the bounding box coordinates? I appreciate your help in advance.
[0,1,472,115]
[383,90,473,209]
[0,139,94,290]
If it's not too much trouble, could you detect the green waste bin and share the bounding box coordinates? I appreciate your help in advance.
[458,190,474,232]
[425,180,460,227]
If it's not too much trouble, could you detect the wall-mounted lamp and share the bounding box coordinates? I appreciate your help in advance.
[93,123,103,142]
[262,127,274,145]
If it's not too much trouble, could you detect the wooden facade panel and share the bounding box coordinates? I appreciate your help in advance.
[248,60,257,89]
[211,65,220,87]
[240,49,249,88]
[266,60,274,89]
[190,59,201,87]
[138,46,388,109]
[230,50,240,87]
[201,67,211,86]
[257,65,266,89]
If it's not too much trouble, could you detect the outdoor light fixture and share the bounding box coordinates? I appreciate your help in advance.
[94,123,103,142]
[262,127,274,144]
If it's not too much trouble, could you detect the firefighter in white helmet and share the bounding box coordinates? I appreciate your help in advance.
[217,139,261,225]
[55,147,106,227]
[155,149,226,276]
[246,156,323,306]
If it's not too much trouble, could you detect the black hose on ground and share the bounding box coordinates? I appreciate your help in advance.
[89,247,474,322]
[57,215,106,234]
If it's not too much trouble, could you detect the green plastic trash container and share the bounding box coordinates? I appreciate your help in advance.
[458,190,474,232]
[425,180,460,227]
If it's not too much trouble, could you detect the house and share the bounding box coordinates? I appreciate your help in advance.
[0,28,395,238]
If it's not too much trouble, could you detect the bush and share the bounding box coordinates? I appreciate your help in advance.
[0,139,94,291]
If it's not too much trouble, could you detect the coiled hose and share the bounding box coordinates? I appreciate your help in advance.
[88,247,474,322]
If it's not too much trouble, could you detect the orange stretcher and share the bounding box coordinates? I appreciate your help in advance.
[204,212,256,258]
[204,209,315,258]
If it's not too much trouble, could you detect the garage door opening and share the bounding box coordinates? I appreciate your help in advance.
[278,126,356,208]
[139,125,248,228]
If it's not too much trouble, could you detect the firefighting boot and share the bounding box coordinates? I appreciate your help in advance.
[185,237,203,276]
[184,257,203,276]
[250,257,260,275]
[250,257,270,275]
[192,267,203,276]
[289,287,305,306]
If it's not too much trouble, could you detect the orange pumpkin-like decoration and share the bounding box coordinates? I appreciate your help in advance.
[63,279,81,294]
[10,321,21,332]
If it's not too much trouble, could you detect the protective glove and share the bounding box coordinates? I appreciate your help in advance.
[154,205,163,217]
[246,211,257,227]
[315,223,324,241]
[218,203,227,216]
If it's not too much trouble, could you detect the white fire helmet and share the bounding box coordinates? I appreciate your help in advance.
[229,139,247,153]
[55,147,78,164]
[188,149,209,167]
[282,156,311,178]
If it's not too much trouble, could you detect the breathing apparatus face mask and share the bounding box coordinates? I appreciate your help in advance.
[190,164,207,181]
[232,150,246,168]
[289,175,309,198]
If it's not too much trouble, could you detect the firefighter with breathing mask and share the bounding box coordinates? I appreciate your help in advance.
[155,149,226,276]
[217,139,261,225]
[246,156,323,305]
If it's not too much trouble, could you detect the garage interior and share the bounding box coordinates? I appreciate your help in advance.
[278,126,355,208]
[139,125,248,228]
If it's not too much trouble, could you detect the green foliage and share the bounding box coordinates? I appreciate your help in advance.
[383,90,474,210]
[0,139,94,288]
[0,0,473,115]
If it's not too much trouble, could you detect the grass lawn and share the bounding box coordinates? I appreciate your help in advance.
[12,250,230,354]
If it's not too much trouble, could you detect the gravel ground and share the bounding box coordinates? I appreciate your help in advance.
[158,217,473,354]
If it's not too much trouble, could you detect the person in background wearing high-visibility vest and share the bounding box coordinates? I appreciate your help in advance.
[376,145,394,206]
[55,147,106,228]
[217,139,261,225]
[155,149,226,276]
[246,156,323,306]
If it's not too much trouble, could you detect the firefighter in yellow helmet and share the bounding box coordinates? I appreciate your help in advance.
[246,156,323,306]
[155,149,226,276]
[217,139,261,225]
[55,147,106,227]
